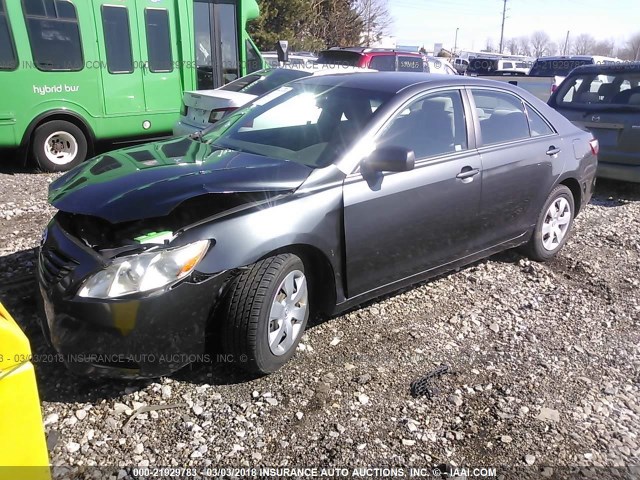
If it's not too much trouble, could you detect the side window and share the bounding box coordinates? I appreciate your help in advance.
[0,0,18,70]
[471,89,530,145]
[144,9,173,73]
[22,0,83,71]
[526,106,554,137]
[378,90,468,159]
[502,62,513,69]
[217,3,239,82]
[398,56,423,72]
[369,55,396,71]
[245,39,262,74]
[101,6,133,74]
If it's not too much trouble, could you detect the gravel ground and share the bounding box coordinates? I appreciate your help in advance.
[0,162,639,480]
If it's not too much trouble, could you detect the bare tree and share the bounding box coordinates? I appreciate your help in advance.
[557,35,571,55]
[572,33,596,55]
[517,36,532,56]
[483,38,496,53]
[530,31,552,57]
[592,39,615,57]
[628,32,640,60]
[355,0,393,47]
[506,38,519,55]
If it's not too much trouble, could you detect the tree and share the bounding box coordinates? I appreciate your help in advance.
[517,36,532,56]
[622,32,640,60]
[248,0,320,51]
[572,33,596,55]
[592,39,615,57]
[506,38,520,55]
[530,31,552,57]
[355,0,392,46]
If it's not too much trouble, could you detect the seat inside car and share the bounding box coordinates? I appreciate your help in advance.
[481,110,529,145]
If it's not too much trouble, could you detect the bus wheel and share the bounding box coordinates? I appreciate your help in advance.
[32,120,88,172]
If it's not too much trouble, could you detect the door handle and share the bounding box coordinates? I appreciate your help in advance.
[546,146,561,156]
[456,167,480,180]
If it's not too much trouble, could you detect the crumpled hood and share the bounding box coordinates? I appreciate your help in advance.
[49,137,313,223]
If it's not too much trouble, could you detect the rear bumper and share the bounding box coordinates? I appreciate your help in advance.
[597,161,640,183]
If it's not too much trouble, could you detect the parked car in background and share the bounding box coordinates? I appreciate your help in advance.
[452,57,469,74]
[424,57,459,75]
[467,56,533,76]
[39,73,596,379]
[549,62,640,182]
[0,303,50,480]
[174,65,374,135]
[261,51,317,68]
[316,47,425,72]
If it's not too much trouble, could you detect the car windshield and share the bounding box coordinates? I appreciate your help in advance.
[220,69,312,97]
[555,71,640,109]
[529,59,592,77]
[201,83,392,168]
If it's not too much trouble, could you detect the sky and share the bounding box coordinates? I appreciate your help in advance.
[387,0,640,52]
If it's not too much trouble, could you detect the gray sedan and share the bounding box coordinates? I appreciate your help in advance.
[40,73,597,378]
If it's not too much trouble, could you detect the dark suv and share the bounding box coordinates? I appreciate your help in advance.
[316,47,425,72]
[549,62,640,182]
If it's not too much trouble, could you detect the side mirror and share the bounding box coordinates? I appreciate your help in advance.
[364,146,415,173]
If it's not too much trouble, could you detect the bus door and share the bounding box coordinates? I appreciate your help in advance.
[134,0,182,112]
[92,1,145,115]
[193,0,240,90]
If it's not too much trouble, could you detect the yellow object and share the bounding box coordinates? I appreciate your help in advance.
[0,302,51,480]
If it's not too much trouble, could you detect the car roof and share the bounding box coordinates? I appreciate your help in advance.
[568,62,640,75]
[290,71,529,94]
[321,47,423,56]
[534,55,621,62]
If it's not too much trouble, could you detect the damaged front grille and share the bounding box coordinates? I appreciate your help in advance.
[39,247,77,287]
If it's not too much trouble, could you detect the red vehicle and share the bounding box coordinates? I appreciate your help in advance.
[316,47,425,72]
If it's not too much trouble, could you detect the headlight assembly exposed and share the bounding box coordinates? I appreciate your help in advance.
[78,240,210,299]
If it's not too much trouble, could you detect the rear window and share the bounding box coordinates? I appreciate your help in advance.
[529,59,592,77]
[398,55,424,72]
[467,58,499,75]
[554,71,640,109]
[316,50,362,67]
[0,0,17,70]
[220,69,312,96]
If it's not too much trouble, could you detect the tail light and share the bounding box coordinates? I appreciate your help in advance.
[589,138,599,156]
[208,107,238,123]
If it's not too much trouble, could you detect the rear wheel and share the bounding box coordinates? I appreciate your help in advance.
[220,254,309,374]
[32,120,88,172]
[523,185,575,261]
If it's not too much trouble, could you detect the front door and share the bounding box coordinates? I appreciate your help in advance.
[135,0,182,112]
[194,0,240,89]
[92,1,145,115]
[343,89,483,298]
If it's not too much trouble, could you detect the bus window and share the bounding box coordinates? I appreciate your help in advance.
[217,3,239,82]
[22,0,83,71]
[101,6,133,74]
[144,9,173,73]
[245,40,261,74]
[0,0,18,70]
[194,1,213,89]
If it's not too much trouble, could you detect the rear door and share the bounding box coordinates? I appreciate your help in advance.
[135,0,182,112]
[469,87,558,246]
[92,1,145,115]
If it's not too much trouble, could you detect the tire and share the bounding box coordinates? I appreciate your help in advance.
[220,254,310,374]
[31,120,88,172]
[523,185,575,262]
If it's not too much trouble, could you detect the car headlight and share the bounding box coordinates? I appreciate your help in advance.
[78,240,210,299]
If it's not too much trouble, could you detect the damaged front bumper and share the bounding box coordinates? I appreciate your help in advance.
[36,218,233,379]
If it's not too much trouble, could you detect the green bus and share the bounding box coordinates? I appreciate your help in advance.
[0,0,263,171]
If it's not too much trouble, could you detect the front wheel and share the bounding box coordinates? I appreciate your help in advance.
[31,120,88,172]
[523,185,575,261]
[220,254,309,374]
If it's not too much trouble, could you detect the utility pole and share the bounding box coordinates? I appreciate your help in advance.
[366,0,372,47]
[563,30,570,55]
[454,27,459,55]
[498,0,507,54]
